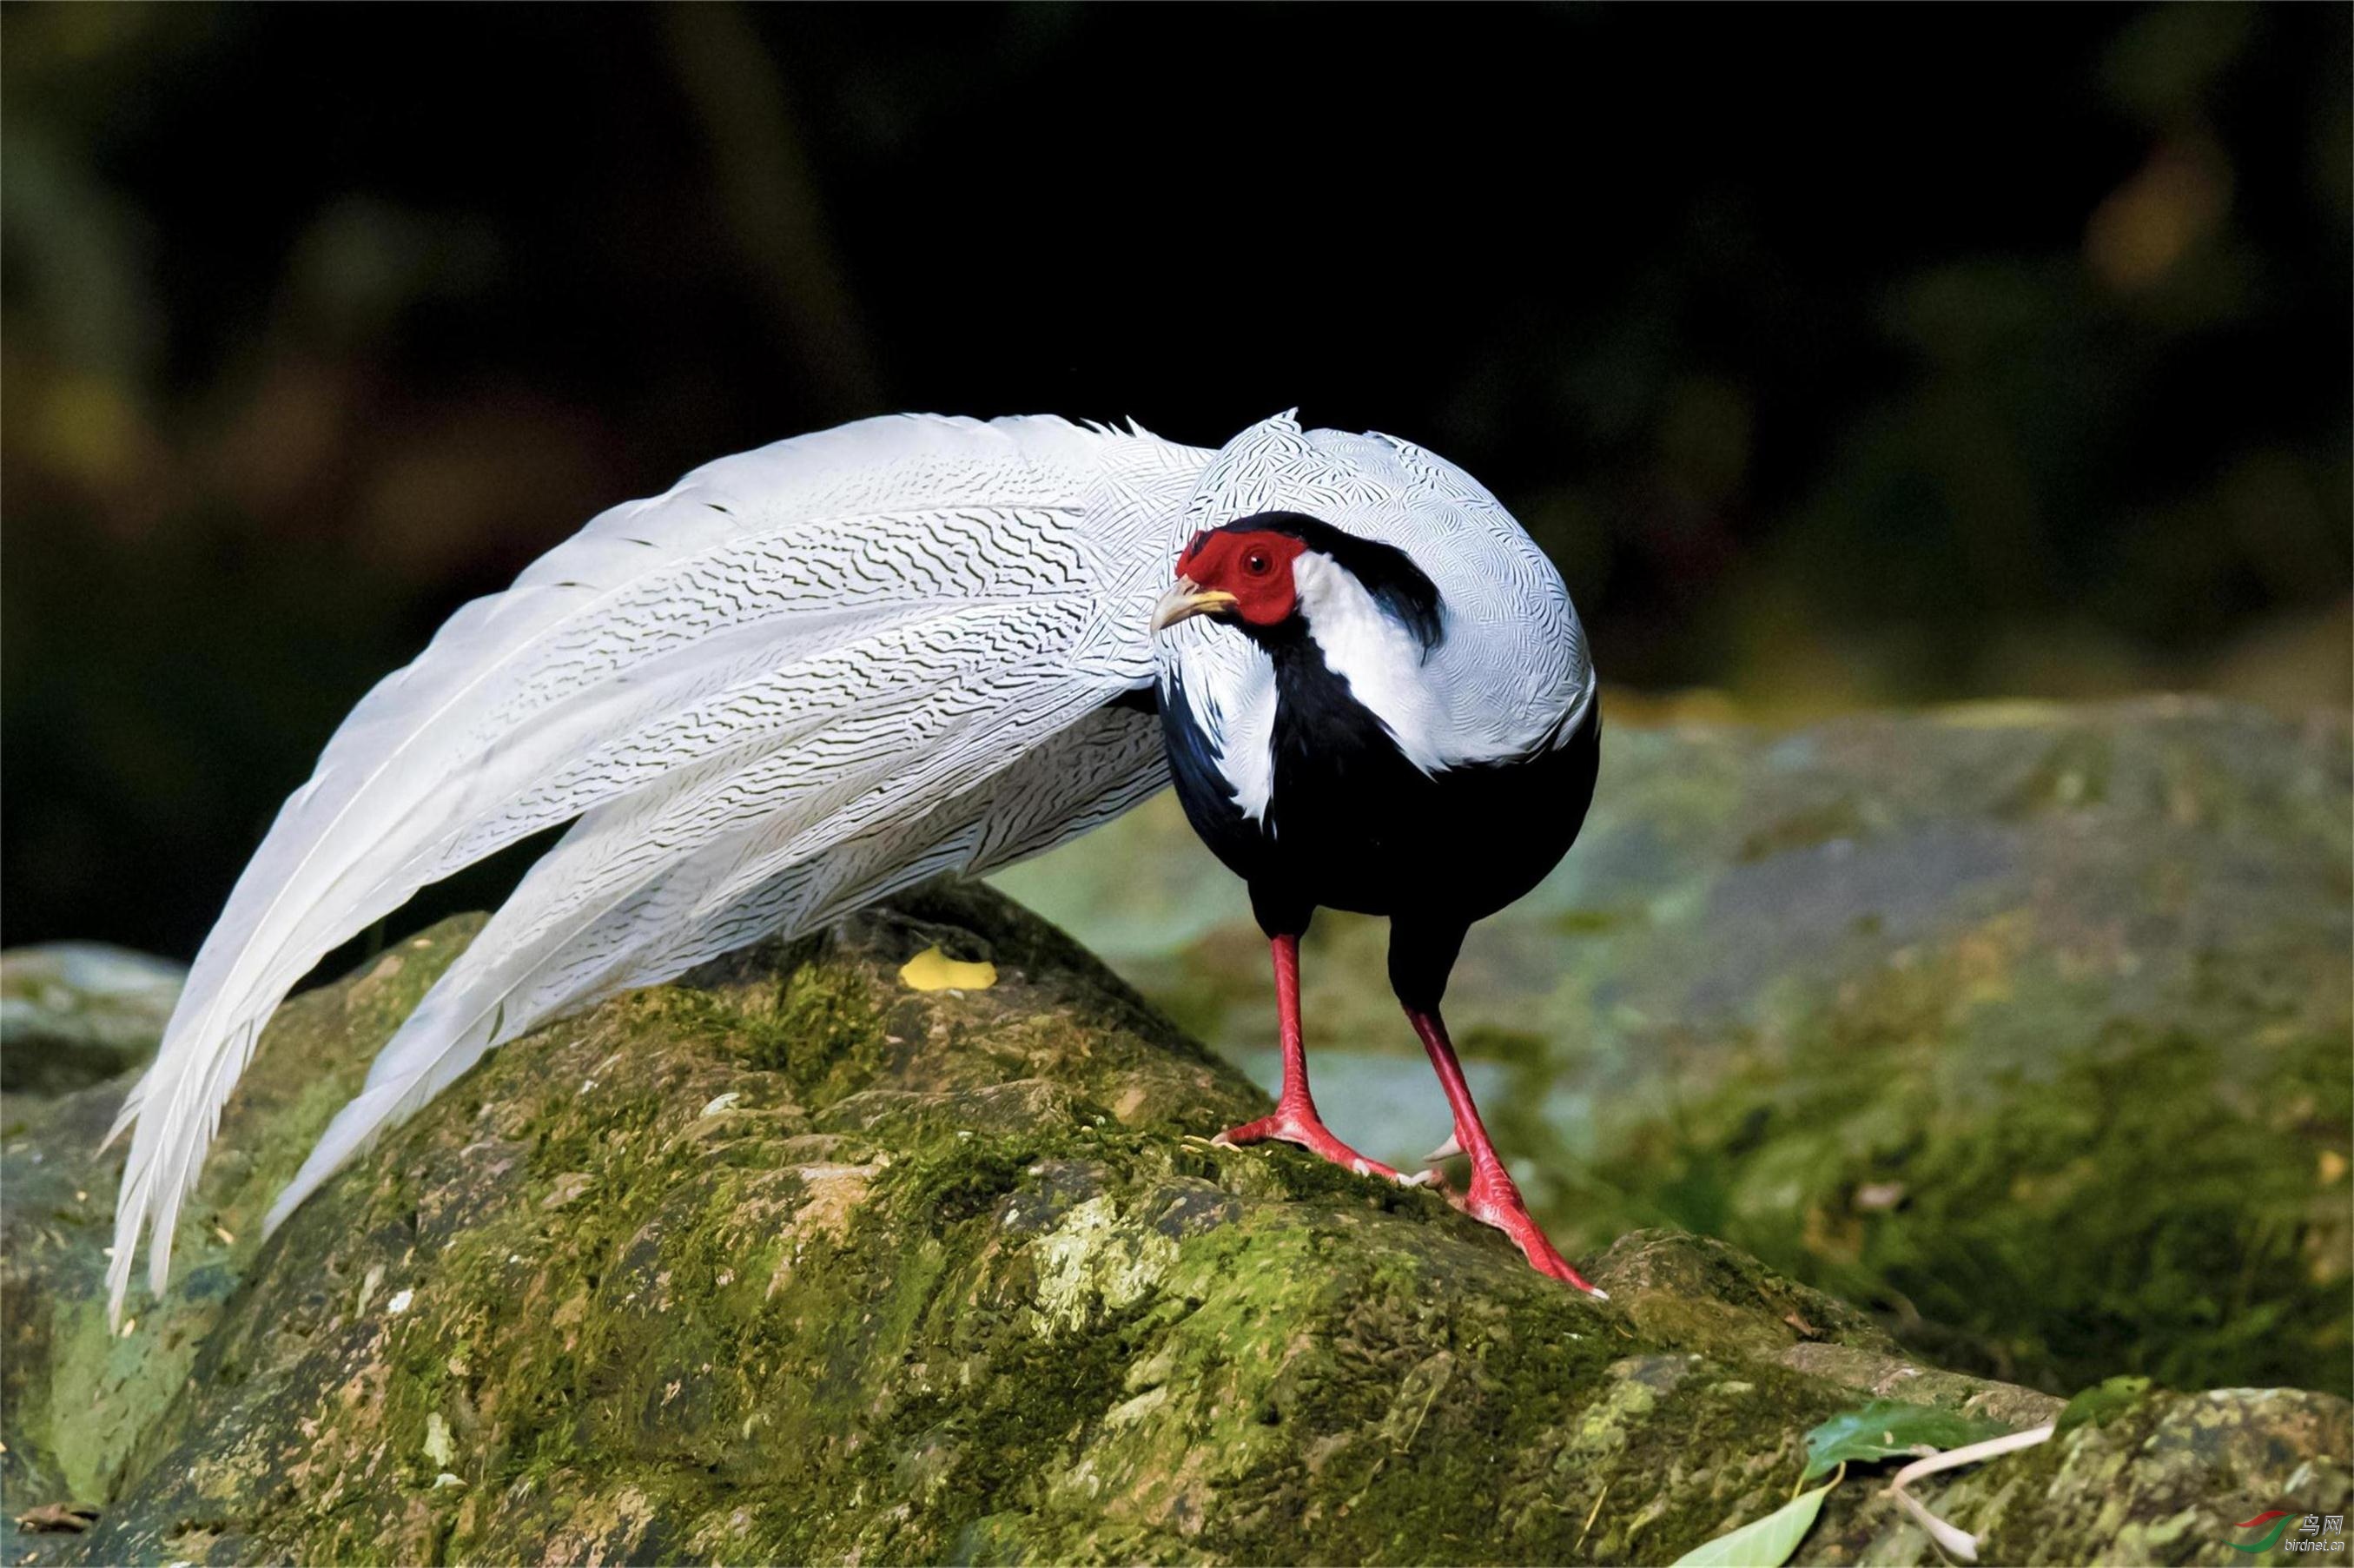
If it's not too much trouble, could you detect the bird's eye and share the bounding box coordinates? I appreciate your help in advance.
[1244,550,1272,576]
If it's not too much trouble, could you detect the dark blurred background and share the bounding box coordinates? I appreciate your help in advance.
[4,3,2348,960]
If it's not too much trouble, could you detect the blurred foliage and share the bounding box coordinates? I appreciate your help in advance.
[3,3,2348,956]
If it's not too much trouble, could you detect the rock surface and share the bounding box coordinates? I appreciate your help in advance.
[0,944,184,1096]
[998,697,2354,1395]
[3,884,2348,1565]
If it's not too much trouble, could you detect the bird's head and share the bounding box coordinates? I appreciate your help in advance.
[1150,513,1445,652]
[1147,414,1589,787]
[1152,523,1305,633]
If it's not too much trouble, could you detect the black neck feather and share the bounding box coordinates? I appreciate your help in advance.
[1210,512,1446,653]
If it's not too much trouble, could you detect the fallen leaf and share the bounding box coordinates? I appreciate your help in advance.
[899,947,996,992]
[1670,1478,1835,1566]
[1803,1399,2013,1480]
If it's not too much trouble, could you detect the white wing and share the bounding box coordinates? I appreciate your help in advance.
[109,413,1208,1317]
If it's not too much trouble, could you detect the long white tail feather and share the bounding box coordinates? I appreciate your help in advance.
[111,413,1210,1320]
[271,674,1101,1215]
[262,703,1167,1235]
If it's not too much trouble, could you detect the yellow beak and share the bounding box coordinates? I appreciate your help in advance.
[1150,578,1240,633]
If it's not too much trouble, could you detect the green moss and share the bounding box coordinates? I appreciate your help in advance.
[8,920,487,1512]
[1547,1014,2351,1395]
[11,883,2346,1567]
[724,955,892,1108]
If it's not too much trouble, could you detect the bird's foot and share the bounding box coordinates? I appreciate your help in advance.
[1213,1108,1438,1188]
[1456,1162,1605,1297]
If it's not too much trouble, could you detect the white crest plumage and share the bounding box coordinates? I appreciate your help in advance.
[103,409,1587,1321]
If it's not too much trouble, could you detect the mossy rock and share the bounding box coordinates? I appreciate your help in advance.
[4,884,2346,1564]
[1,944,183,1095]
[999,698,2353,1395]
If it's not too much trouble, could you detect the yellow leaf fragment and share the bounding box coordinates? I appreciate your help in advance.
[899,947,996,992]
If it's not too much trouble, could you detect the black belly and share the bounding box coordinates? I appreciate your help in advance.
[1159,659,1600,936]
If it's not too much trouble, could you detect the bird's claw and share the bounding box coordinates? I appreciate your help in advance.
[1458,1164,1604,1296]
[1213,1108,1417,1186]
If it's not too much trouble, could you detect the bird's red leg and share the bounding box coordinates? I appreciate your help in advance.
[1406,1008,1602,1294]
[1214,935,1427,1186]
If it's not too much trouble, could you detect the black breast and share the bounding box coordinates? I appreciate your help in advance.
[1159,635,1600,936]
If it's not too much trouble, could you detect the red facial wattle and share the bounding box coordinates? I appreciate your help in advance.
[1175,529,1306,627]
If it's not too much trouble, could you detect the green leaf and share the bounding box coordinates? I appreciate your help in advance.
[1802,1399,2014,1480]
[1671,1479,1837,1568]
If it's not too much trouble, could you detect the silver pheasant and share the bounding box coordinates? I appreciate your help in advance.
[105,410,1601,1317]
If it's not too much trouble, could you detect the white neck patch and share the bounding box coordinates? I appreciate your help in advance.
[1167,635,1279,824]
[1290,552,1452,774]
[1160,541,1575,822]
